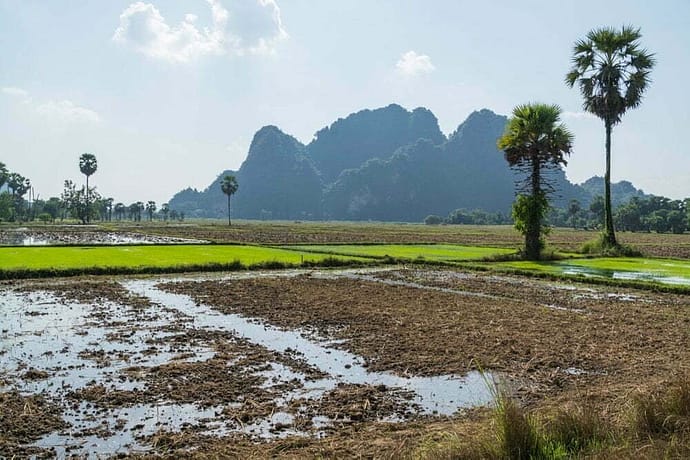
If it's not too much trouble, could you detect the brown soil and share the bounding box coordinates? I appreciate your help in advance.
[161,271,690,408]
[0,391,66,458]
[3,268,689,457]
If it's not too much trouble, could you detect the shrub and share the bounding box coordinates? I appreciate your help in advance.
[424,214,444,225]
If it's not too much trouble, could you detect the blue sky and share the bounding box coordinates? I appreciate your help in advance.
[1,0,688,204]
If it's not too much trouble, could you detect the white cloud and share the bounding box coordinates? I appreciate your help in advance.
[35,100,101,124]
[112,0,288,63]
[1,87,30,99]
[396,51,435,77]
[1,87,100,124]
[562,111,598,120]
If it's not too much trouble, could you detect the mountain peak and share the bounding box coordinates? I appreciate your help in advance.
[308,103,445,182]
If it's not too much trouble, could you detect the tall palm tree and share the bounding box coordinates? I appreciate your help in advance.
[498,103,573,260]
[566,26,655,247]
[220,175,239,226]
[79,153,98,224]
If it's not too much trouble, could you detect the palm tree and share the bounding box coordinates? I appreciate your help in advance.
[220,175,239,226]
[566,26,655,247]
[104,198,114,221]
[114,202,126,221]
[498,103,573,260]
[146,201,157,221]
[7,173,31,221]
[79,153,98,224]
[161,203,170,221]
[567,199,582,229]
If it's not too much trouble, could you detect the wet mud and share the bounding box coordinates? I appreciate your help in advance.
[2,267,688,457]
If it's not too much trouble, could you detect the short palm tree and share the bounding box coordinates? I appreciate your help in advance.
[220,175,239,226]
[566,26,655,247]
[79,153,98,223]
[498,103,573,260]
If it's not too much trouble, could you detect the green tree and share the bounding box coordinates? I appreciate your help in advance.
[104,198,114,222]
[114,202,125,220]
[566,26,655,247]
[0,162,8,190]
[220,175,239,226]
[567,199,582,229]
[145,201,157,221]
[79,153,98,223]
[161,203,170,221]
[61,180,101,224]
[7,172,30,221]
[498,104,573,260]
[43,197,62,222]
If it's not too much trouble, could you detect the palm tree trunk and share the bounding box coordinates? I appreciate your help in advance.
[227,196,232,226]
[603,123,617,246]
[85,175,90,224]
[526,158,542,260]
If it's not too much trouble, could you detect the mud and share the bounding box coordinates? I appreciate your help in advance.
[2,267,688,457]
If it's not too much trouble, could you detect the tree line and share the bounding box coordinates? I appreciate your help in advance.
[0,155,185,224]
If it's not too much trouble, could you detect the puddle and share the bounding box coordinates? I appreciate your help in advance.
[126,279,495,416]
[559,265,690,286]
[0,229,207,246]
[1,271,496,456]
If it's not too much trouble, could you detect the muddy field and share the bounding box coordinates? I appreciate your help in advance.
[0,227,207,246]
[2,267,688,457]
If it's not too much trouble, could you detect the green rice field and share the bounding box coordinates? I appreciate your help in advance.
[0,244,364,272]
[283,244,516,261]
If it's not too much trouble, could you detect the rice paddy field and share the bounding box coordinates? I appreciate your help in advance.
[1,221,689,458]
[0,244,366,277]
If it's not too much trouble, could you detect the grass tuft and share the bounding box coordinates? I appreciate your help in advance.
[632,374,690,437]
[581,235,643,257]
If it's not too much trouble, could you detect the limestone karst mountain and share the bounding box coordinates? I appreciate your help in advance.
[168,104,646,221]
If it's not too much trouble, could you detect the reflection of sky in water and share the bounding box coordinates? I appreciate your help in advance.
[1,272,495,456]
[560,264,690,286]
[0,230,206,246]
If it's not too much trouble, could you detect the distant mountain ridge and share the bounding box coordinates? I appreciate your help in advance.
[168,104,650,221]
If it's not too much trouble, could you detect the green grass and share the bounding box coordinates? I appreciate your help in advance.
[0,244,367,278]
[282,244,516,262]
[496,257,690,286]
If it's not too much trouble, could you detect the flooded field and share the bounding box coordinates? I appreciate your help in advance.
[2,267,689,457]
[0,228,207,246]
[1,269,494,457]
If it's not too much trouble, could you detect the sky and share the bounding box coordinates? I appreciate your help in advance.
[1,0,689,205]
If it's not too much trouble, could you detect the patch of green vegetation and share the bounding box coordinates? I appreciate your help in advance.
[0,245,368,279]
[282,244,516,262]
[581,235,643,257]
[498,257,690,286]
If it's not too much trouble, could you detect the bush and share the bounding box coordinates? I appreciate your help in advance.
[424,214,443,225]
[581,234,643,257]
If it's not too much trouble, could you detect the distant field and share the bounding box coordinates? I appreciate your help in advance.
[97,221,690,259]
[0,244,365,274]
[285,244,516,261]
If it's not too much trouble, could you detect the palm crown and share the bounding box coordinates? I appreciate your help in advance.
[79,153,98,177]
[565,26,655,127]
[498,103,573,170]
[221,175,239,196]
